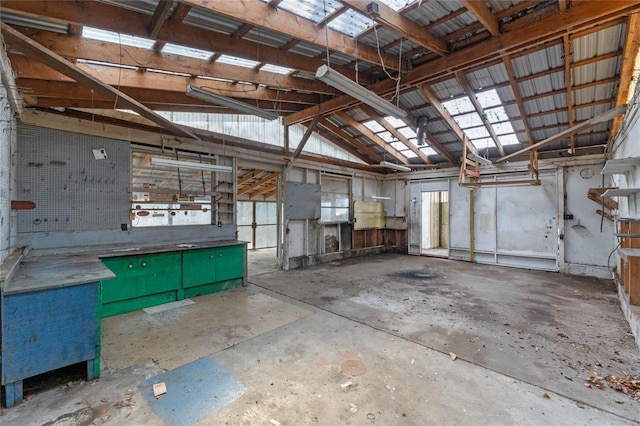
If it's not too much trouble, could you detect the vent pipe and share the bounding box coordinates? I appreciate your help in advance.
[416,116,429,146]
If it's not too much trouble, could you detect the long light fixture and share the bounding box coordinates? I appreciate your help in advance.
[380,160,412,172]
[185,85,279,121]
[150,157,233,172]
[315,65,407,119]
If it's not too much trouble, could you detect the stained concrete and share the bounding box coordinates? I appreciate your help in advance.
[2,253,639,425]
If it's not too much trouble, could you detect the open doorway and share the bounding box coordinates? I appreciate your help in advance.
[237,201,280,276]
[421,191,449,257]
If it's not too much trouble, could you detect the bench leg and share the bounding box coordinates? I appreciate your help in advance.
[4,380,23,407]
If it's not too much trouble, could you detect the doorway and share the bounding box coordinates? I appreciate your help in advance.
[421,191,449,257]
[238,201,280,275]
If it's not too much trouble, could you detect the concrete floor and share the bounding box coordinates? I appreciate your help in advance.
[3,253,639,425]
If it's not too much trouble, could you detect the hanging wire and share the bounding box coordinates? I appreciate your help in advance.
[175,150,183,196]
[198,152,206,197]
[323,0,330,67]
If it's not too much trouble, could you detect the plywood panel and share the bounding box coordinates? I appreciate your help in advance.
[354,201,385,230]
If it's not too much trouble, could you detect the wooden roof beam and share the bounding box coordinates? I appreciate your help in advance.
[148,1,174,39]
[455,70,505,156]
[238,169,265,185]
[607,12,640,153]
[250,182,277,199]
[358,105,431,164]
[153,3,191,53]
[562,34,576,153]
[285,1,640,125]
[238,172,279,196]
[318,118,384,162]
[460,0,500,36]
[501,54,535,145]
[335,111,409,165]
[180,0,401,69]
[419,85,469,163]
[1,1,353,77]
[0,22,197,139]
[341,0,449,56]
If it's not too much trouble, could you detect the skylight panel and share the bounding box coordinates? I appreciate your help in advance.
[442,96,475,115]
[277,0,342,23]
[327,9,373,37]
[162,43,214,60]
[391,141,406,150]
[492,121,515,135]
[420,146,437,156]
[499,134,521,146]
[453,112,483,128]
[464,126,490,139]
[260,64,294,75]
[77,59,137,70]
[383,116,407,128]
[217,55,260,68]
[378,132,395,142]
[363,120,385,132]
[476,89,502,108]
[83,27,154,49]
[402,150,418,158]
[399,127,417,138]
[472,138,494,150]
[378,0,416,11]
[486,106,510,123]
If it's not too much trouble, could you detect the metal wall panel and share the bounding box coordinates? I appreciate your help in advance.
[16,124,130,232]
[285,182,321,220]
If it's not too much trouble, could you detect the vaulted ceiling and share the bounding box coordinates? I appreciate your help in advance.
[1,0,639,171]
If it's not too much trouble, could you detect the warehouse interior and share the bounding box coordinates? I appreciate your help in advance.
[1,0,640,424]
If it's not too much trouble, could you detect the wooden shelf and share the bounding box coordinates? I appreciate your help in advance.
[602,188,640,197]
[601,157,640,175]
[617,247,640,260]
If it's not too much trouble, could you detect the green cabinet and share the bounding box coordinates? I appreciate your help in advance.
[101,252,182,317]
[100,243,245,317]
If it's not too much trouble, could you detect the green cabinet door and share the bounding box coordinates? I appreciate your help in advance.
[182,248,217,288]
[101,255,140,303]
[138,252,182,295]
[216,245,245,282]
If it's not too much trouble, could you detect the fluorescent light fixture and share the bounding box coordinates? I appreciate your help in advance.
[315,65,407,119]
[185,85,279,121]
[150,157,233,172]
[371,195,391,200]
[380,160,412,172]
[467,151,493,166]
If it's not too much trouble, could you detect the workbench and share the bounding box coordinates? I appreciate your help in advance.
[0,240,247,408]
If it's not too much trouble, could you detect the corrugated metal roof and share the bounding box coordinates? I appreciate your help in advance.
[405,0,462,26]
[572,24,625,61]
[288,41,326,58]
[97,0,157,15]
[0,11,69,34]
[429,78,464,99]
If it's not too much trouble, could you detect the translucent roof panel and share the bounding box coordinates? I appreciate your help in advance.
[216,55,261,68]
[476,89,502,109]
[442,96,475,115]
[378,0,418,11]
[379,132,395,143]
[162,43,214,60]
[486,106,511,123]
[260,64,295,75]
[83,27,155,49]
[499,134,521,146]
[327,9,373,37]
[276,0,342,24]
[363,120,385,132]
[399,127,417,139]
[384,116,407,128]
[452,111,483,128]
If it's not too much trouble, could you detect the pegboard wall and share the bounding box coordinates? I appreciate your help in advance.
[17,124,130,232]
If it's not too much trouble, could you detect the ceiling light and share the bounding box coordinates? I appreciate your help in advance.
[150,157,233,172]
[467,151,493,166]
[371,195,391,200]
[315,65,407,119]
[185,85,279,121]
[380,160,411,172]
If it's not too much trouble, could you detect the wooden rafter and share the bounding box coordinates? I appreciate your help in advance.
[0,22,198,139]
[180,0,400,70]
[501,54,535,145]
[358,105,431,164]
[318,118,384,162]
[497,105,628,163]
[335,111,409,165]
[153,3,191,52]
[341,0,449,56]
[460,0,500,36]
[284,1,640,125]
[607,11,640,153]
[419,85,469,163]
[238,172,279,196]
[250,182,277,199]
[562,34,576,153]
[0,32,22,116]
[455,70,505,156]
[0,1,357,78]
[148,1,174,39]
[313,123,376,163]
[238,169,264,185]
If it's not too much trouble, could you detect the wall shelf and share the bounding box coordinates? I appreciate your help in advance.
[601,157,640,175]
[602,188,640,197]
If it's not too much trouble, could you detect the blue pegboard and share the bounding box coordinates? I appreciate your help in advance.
[139,357,245,425]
